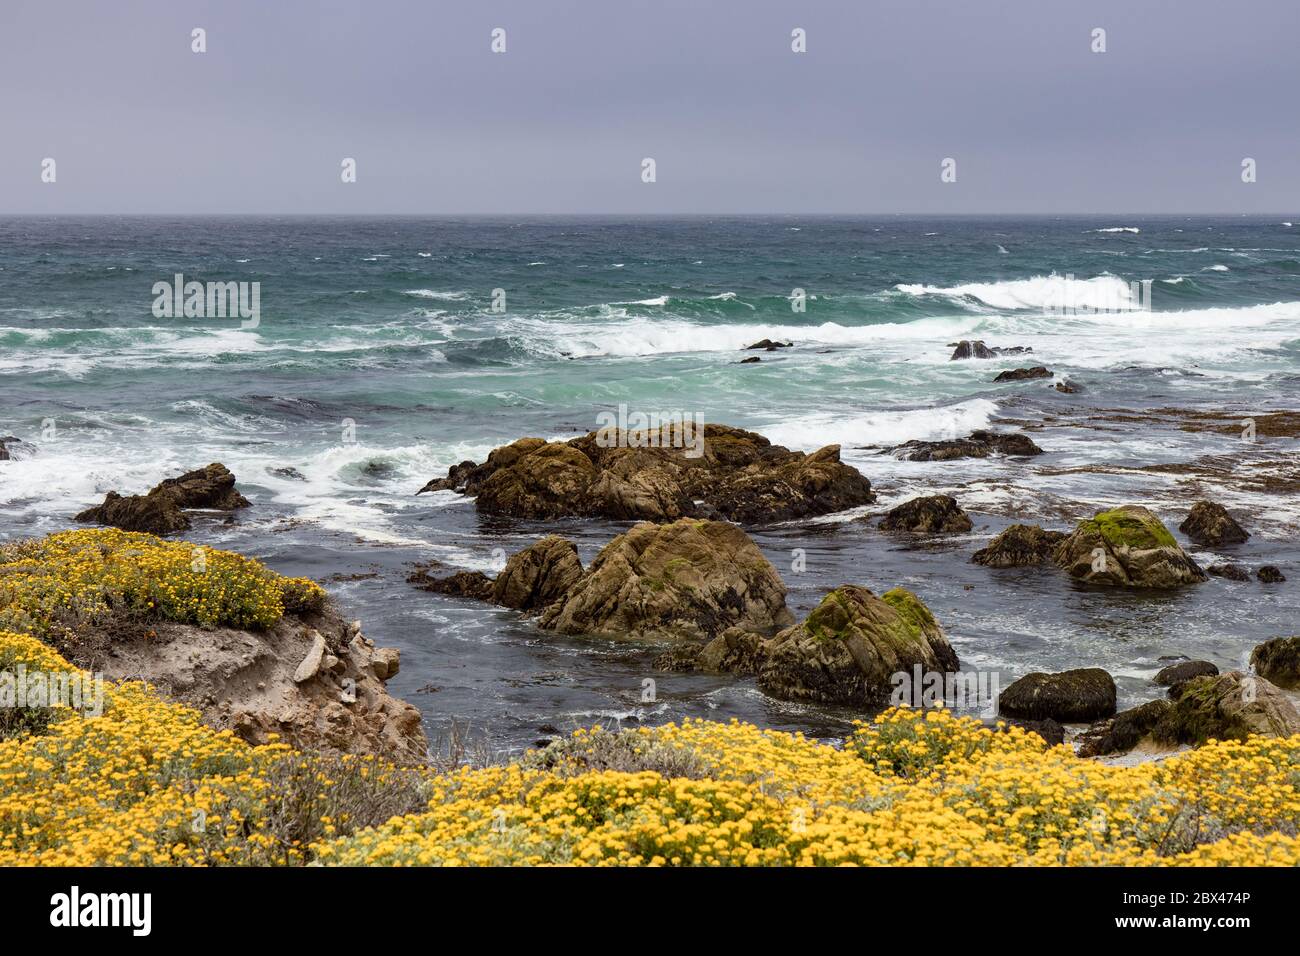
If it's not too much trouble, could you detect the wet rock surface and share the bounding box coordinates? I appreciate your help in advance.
[417,424,875,525]
[537,518,794,642]
[878,494,973,534]
[888,429,1043,461]
[75,463,250,536]
[972,524,1066,567]
[1250,636,1300,689]
[1179,500,1249,546]
[998,667,1117,723]
[994,366,1052,382]
[757,585,959,707]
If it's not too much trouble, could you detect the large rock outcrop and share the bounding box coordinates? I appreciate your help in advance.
[972,524,1066,567]
[536,519,794,642]
[757,585,959,706]
[1053,505,1207,588]
[998,668,1117,723]
[76,463,250,535]
[1250,637,1300,689]
[1179,501,1249,547]
[417,424,875,524]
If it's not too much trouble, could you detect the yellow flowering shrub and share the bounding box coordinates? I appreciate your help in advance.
[0,629,427,865]
[0,528,326,637]
[314,711,1300,867]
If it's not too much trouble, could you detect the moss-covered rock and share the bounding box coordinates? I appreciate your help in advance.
[757,585,959,706]
[537,519,793,642]
[1076,699,1173,757]
[1153,672,1300,745]
[1250,637,1300,689]
[1053,505,1206,588]
[998,668,1117,723]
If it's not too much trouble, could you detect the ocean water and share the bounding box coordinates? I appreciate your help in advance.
[2,215,1298,752]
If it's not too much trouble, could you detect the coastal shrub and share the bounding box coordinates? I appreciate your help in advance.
[0,528,327,638]
[2,634,1297,867]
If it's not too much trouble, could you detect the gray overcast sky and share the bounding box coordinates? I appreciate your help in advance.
[1,0,1297,214]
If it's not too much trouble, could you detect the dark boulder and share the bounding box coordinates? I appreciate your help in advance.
[889,429,1043,461]
[993,366,1052,382]
[950,340,997,360]
[972,524,1066,567]
[998,668,1117,723]
[1178,501,1249,547]
[1154,659,1218,687]
[878,494,972,534]
[1053,380,1083,394]
[75,463,249,535]
[1207,563,1250,582]
[406,566,495,601]
[744,339,792,351]
[1257,565,1286,583]
[1250,636,1300,689]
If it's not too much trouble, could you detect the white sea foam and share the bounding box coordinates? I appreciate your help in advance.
[896,274,1136,312]
[402,289,468,300]
[761,399,1000,452]
[1088,227,1141,233]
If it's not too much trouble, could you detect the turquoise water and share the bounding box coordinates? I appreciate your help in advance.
[2,215,1299,750]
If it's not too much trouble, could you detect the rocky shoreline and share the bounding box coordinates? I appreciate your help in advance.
[4,412,1298,768]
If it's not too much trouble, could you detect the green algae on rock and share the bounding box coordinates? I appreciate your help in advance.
[1053,505,1206,588]
[758,585,958,706]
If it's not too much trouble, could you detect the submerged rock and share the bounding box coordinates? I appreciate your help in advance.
[537,518,793,642]
[1257,565,1286,583]
[1053,505,1207,588]
[1207,563,1250,582]
[878,494,973,534]
[406,566,495,601]
[1154,672,1300,745]
[757,585,959,706]
[1178,500,1249,546]
[889,429,1043,461]
[1076,699,1172,758]
[1154,659,1218,687]
[418,424,875,525]
[491,536,584,611]
[993,366,1052,382]
[972,524,1066,567]
[1053,379,1083,394]
[744,338,792,351]
[76,463,250,536]
[998,668,1117,723]
[1250,636,1300,689]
